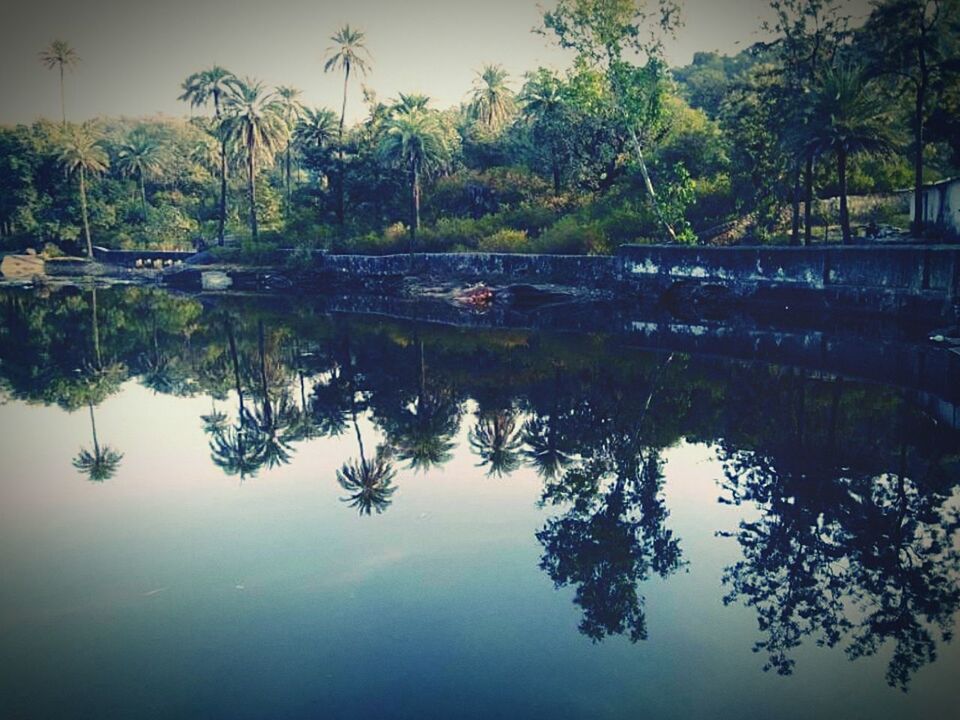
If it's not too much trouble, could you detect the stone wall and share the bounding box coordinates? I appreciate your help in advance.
[617,244,960,299]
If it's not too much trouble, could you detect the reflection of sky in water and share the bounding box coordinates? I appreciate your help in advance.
[1,379,957,719]
[0,283,958,719]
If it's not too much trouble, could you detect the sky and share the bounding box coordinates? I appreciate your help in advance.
[0,0,864,126]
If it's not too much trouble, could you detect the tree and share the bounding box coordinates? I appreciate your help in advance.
[468,64,516,130]
[520,68,572,194]
[295,107,338,149]
[73,401,123,482]
[764,0,851,245]
[808,65,896,244]
[179,66,236,244]
[863,0,960,235]
[377,109,452,246]
[324,25,372,225]
[115,129,165,220]
[58,124,109,258]
[276,86,303,205]
[39,39,79,126]
[221,78,288,240]
[541,0,683,242]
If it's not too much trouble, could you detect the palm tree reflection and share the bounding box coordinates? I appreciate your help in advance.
[73,400,123,482]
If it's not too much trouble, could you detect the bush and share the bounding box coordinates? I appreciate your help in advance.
[478,228,532,253]
[535,216,610,255]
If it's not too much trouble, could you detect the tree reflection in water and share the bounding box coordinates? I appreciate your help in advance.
[1,286,957,687]
[718,375,960,690]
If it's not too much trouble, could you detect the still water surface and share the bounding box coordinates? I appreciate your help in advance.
[0,286,958,719]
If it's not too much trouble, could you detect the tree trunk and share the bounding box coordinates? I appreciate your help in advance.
[803,150,814,246]
[90,286,101,369]
[247,138,258,241]
[139,173,148,220]
[226,321,246,422]
[285,146,292,209]
[88,402,100,458]
[627,125,678,243]
[337,66,350,226]
[409,162,420,252]
[912,80,926,236]
[790,161,802,246]
[79,166,93,258]
[838,150,851,245]
[60,64,66,126]
[218,138,228,246]
[213,92,227,246]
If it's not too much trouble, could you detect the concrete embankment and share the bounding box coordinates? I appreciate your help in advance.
[159,244,960,324]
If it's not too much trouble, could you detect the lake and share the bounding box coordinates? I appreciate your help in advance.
[0,285,958,719]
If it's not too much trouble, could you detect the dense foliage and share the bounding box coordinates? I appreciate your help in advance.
[2,1,958,257]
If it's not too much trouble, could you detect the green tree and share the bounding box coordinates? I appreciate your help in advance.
[73,401,124,482]
[221,78,288,240]
[115,129,165,220]
[377,109,452,246]
[519,68,571,194]
[276,85,303,206]
[468,64,516,130]
[808,65,896,245]
[179,66,236,244]
[58,124,109,257]
[541,0,683,241]
[863,0,960,235]
[324,24,372,225]
[39,39,79,126]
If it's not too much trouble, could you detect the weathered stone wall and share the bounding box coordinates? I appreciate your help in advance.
[92,247,196,266]
[318,252,618,288]
[617,244,960,299]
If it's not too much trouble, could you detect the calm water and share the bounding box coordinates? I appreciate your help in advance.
[0,286,958,719]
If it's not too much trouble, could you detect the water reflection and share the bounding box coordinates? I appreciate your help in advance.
[0,285,957,691]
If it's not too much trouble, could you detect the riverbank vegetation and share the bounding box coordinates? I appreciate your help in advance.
[1,0,958,258]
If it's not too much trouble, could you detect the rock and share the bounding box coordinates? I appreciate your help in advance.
[1,254,45,278]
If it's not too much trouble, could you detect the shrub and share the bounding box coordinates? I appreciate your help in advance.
[535,216,610,255]
[478,228,532,253]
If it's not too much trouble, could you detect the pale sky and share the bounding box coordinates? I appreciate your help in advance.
[0,0,868,126]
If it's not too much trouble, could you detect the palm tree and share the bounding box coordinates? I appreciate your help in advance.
[393,93,431,116]
[520,69,568,194]
[276,86,303,205]
[221,78,288,240]
[337,445,397,515]
[468,64,515,130]
[295,107,338,149]
[808,65,896,245]
[39,39,79,126]
[377,109,451,247]
[324,25,372,224]
[115,129,164,220]
[179,66,235,244]
[73,401,123,482]
[469,408,523,477]
[58,124,109,258]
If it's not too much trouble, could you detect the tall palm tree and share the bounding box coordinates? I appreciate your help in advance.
[179,66,235,244]
[39,39,79,126]
[377,109,451,247]
[324,25,372,224]
[276,86,303,205]
[520,69,568,194]
[808,65,896,245]
[115,129,165,219]
[73,401,123,482]
[58,124,109,258]
[221,78,288,240]
[468,64,515,130]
